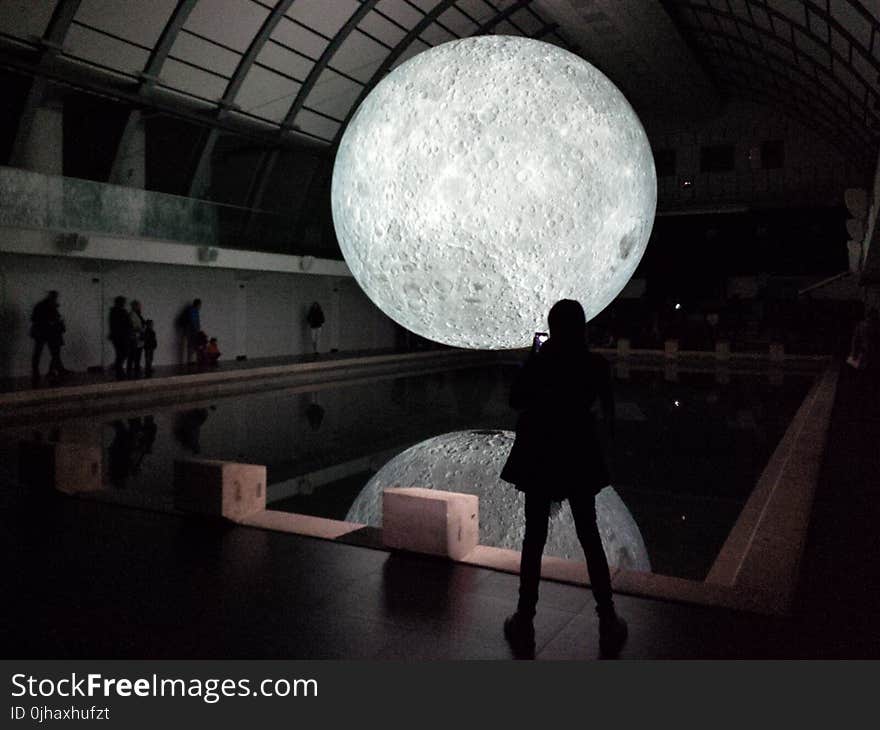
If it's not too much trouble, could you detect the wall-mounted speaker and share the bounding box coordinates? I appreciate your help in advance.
[198,246,219,263]
[57,232,89,252]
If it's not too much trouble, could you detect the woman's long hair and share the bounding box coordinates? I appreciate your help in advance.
[547,299,586,347]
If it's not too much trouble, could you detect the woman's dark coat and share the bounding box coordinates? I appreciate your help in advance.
[109,304,131,344]
[500,338,613,500]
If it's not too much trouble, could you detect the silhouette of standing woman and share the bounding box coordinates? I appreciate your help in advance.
[30,290,68,385]
[500,299,627,657]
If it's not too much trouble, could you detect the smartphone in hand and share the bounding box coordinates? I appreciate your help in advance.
[531,332,549,354]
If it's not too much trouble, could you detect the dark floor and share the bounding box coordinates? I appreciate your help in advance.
[2,363,878,659]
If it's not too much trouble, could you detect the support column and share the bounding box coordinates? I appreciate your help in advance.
[188,128,219,200]
[14,97,63,175]
[108,110,146,187]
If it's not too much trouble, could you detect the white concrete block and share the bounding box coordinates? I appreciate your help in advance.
[174,458,266,522]
[382,487,478,560]
[19,440,102,494]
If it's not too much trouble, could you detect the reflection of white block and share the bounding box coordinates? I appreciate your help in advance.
[664,339,679,358]
[382,487,478,560]
[174,459,266,522]
[19,441,102,494]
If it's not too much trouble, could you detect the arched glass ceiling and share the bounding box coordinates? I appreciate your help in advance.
[1,0,875,180]
[0,0,564,145]
[663,0,880,161]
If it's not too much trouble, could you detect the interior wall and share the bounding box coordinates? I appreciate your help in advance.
[0,252,397,378]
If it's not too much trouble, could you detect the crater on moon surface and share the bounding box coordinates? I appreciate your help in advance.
[332,36,657,350]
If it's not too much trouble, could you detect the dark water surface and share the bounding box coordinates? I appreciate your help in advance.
[1,363,816,580]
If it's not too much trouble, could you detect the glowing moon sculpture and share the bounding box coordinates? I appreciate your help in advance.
[332,36,656,349]
[345,430,651,572]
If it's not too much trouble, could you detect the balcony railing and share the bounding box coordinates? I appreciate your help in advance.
[0,166,338,258]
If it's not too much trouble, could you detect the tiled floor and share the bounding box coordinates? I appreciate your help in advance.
[0,482,802,660]
[2,363,878,659]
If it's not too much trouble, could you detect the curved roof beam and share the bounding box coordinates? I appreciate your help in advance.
[703,45,871,161]
[677,1,879,152]
[244,1,380,213]
[42,0,82,46]
[10,0,82,166]
[222,0,297,106]
[696,26,874,129]
[108,0,198,184]
[280,1,379,131]
[333,0,459,146]
[682,0,880,86]
[188,0,299,198]
[270,0,544,248]
[275,0,551,242]
[249,0,466,236]
[718,73,864,165]
[331,0,554,147]
[143,0,199,82]
[530,21,559,41]
[472,0,533,35]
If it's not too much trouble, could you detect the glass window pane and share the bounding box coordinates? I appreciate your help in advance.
[0,0,57,43]
[171,31,240,78]
[437,7,479,35]
[76,0,177,48]
[419,23,456,45]
[257,42,312,82]
[376,0,424,30]
[160,57,228,101]
[185,0,268,53]
[306,68,362,120]
[236,65,301,123]
[294,109,340,141]
[332,31,388,83]
[360,11,407,46]
[65,25,149,76]
[285,0,361,38]
[272,19,328,59]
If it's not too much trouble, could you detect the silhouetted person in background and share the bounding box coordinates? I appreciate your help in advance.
[500,299,627,658]
[306,394,325,430]
[849,307,880,414]
[126,299,145,377]
[194,331,209,367]
[108,296,131,380]
[108,419,135,488]
[204,337,221,366]
[143,319,157,376]
[174,407,211,454]
[850,307,880,372]
[129,416,157,477]
[307,301,325,355]
[30,290,68,385]
[181,298,202,365]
